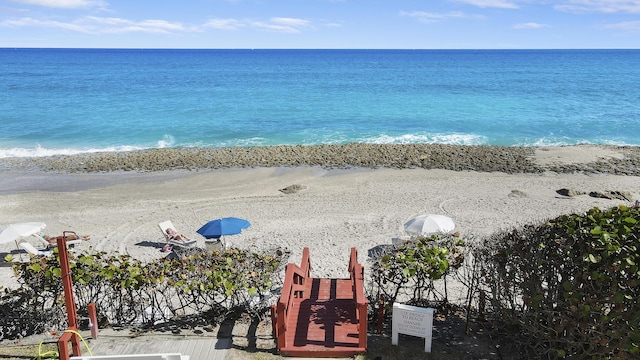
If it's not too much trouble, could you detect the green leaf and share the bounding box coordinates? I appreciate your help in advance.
[531,294,544,308]
[79,256,94,265]
[614,293,624,304]
[28,263,41,272]
[402,267,416,278]
[3,254,13,262]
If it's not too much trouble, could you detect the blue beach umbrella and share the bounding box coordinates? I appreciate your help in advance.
[197,217,251,239]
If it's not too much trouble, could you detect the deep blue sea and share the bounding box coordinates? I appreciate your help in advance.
[1,48,639,158]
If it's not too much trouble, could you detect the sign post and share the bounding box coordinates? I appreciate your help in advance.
[391,303,434,352]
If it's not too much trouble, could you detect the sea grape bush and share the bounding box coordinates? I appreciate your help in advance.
[369,234,465,311]
[0,282,66,340]
[4,205,639,358]
[0,247,288,340]
[477,206,640,359]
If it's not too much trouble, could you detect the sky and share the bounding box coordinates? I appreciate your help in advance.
[0,0,639,49]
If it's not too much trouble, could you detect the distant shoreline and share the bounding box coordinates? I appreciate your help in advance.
[2,143,640,175]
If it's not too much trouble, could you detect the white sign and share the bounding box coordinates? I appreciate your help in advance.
[391,303,434,352]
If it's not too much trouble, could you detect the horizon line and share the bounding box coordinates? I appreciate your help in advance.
[1,47,639,51]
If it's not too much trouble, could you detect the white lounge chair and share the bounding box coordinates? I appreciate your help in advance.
[158,220,197,247]
[34,233,82,249]
[19,242,53,257]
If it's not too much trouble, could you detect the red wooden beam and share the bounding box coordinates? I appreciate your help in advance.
[300,247,311,277]
[350,252,368,349]
[56,234,81,359]
[88,303,98,339]
[275,248,313,351]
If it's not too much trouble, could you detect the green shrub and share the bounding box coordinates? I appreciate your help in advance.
[477,206,640,359]
[369,234,465,311]
[0,247,288,340]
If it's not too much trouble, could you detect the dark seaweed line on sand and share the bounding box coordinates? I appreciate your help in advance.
[2,144,640,175]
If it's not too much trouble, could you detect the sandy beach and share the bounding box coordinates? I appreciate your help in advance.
[2,144,640,293]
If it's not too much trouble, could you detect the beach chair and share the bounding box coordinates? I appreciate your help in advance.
[34,232,82,249]
[158,220,197,247]
[19,241,53,257]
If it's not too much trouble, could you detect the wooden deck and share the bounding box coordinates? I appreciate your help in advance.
[86,331,230,360]
[272,248,367,358]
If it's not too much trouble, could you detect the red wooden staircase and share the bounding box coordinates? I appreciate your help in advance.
[271,247,368,357]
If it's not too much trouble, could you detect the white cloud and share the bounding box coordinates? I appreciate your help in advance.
[271,17,309,27]
[251,22,302,33]
[204,17,311,33]
[1,16,188,34]
[2,12,314,35]
[0,5,30,14]
[10,0,106,9]
[555,0,640,14]
[513,22,550,29]
[79,17,187,33]
[255,17,311,33]
[453,0,519,9]
[603,20,640,29]
[204,18,245,30]
[456,0,640,14]
[400,10,468,23]
[1,16,88,31]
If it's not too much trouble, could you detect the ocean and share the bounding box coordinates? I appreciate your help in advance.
[1,48,639,158]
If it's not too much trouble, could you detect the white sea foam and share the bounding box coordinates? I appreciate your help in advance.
[216,137,270,147]
[156,134,175,148]
[530,138,581,147]
[364,133,488,146]
[0,135,208,158]
[0,135,179,158]
[526,136,618,147]
[0,145,145,159]
[2,135,634,159]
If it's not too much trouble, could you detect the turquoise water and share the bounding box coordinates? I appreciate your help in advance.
[1,48,639,157]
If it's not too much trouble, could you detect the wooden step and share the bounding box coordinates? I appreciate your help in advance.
[279,279,363,357]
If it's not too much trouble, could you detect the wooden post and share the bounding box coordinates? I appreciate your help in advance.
[88,303,99,339]
[56,235,81,358]
[270,305,278,338]
[352,260,367,349]
[57,332,74,360]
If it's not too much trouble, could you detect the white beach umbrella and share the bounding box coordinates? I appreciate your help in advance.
[403,214,455,236]
[0,222,47,246]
